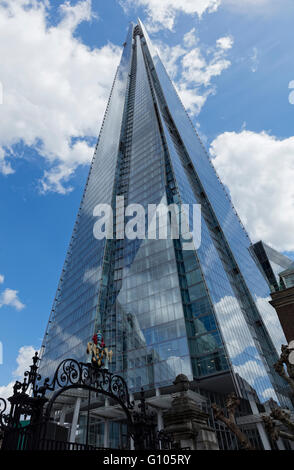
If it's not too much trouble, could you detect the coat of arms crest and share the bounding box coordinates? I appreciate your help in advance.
[86,331,113,369]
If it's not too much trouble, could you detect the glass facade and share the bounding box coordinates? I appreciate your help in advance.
[39,21,291,408]
[250,241,293,292]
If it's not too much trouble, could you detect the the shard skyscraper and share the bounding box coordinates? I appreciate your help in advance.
[39,20,291,409]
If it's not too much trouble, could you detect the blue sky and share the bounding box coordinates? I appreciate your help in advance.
[0,0,294,394]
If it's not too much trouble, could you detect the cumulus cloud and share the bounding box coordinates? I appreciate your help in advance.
[0,0,121,193]
[0,147,14,176]
[0,346,38,406]
[0,1,234,191]
[59,0,94,31]
[0,288,25,311]
[155,29,233,115]
[121,0,292,31]
[154,42,186,79]
[183,28,198,48]
[120,0,220,31]
[181,40,232,87]
[176,84,213,116]
[216,36,234,50]
[0,272,25,311]
[210,130,294,252]
[0,382,15,403]
[12,345,37,378]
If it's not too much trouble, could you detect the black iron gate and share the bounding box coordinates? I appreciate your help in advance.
[0,352,176,451]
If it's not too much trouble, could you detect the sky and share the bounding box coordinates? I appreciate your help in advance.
[0,0,294,397]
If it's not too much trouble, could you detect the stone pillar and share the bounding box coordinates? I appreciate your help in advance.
[69,397,81,443]
[196,428,219,450]
[162,375,219,450]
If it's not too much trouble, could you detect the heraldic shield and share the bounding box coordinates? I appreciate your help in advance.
[86,331,113,369]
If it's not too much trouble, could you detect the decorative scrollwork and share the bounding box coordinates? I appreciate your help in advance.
[0,398,7,414]
[0,398,9,430]
[0,353,135,449]
[110,374,129,404]
[80,362,91,385]
[53,359,82,388]
[41,360,133,410]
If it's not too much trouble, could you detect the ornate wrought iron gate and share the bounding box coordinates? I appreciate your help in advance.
[0,352,176,451]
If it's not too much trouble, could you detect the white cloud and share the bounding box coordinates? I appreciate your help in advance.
[175,83,213,116]
[210,130,294,252]
[181,45,232,87]
[59,0,94,31]
[121,0,291,32]
[0,288,25,311]
[0,1,234,191]
[0,0,121,193]
[0,147,14,176]
[154,42,186,79]
[120,0,221,31]
[154,28,233,115]
[0,273,25,311]
[122,0,294,31]
[0,382,15,403]
[0,346,38,408]
[216,36,234,51]
[183,28,198,48]
[12,345,37,378]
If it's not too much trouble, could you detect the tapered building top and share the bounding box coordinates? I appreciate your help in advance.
[39,21,291,408]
